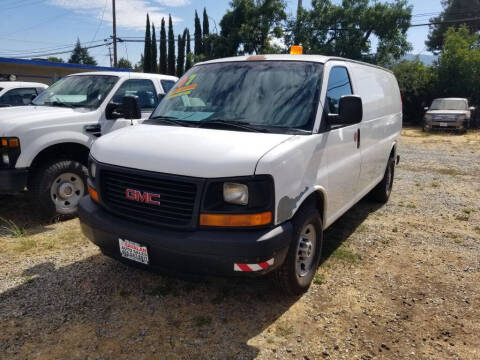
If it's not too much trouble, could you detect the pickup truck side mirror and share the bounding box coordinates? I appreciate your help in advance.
[158,93,165,102]
[424,107,429,111]
[328,95,363,127]
[106,96,141,120]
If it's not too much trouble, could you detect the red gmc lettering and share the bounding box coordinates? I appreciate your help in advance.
[125,189,161,206]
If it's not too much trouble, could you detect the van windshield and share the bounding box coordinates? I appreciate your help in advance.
[430,99,467,111]
[32,75,119,109]
[150,61,323,133]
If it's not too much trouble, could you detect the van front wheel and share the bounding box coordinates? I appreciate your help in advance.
[275,204,323,296]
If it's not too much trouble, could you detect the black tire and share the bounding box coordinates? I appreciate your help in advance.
[274,203,323,296]
[30,159,88,220]
[370,156,395,203]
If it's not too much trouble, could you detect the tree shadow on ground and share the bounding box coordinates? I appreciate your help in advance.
[0,197,384,359]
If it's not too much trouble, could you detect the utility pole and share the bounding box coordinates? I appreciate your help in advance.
[112,0,117,67]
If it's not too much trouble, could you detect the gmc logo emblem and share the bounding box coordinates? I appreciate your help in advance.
[125,189,161,206]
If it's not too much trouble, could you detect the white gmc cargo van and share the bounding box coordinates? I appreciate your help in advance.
[0,72,177,218]
[79,54,402,295]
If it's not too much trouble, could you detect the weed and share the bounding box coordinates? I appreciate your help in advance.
[463,208,475,215]
[431,182,440,188]
[455,214,469,221]
[398,201,405,207]
[16,238,36,252]
[275,323,294,337]
[454,238,463,244]
[266,337,275,344]
[24,276,35,284]
[0,217,27,238]
[436,168,466,176]
[406,203,417,209]
[193,315,212,327]
[313,273,325,285]
[356,224,368,233]
[392,227,398,233]
[331,247,360,264]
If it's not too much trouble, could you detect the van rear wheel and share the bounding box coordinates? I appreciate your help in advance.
[370,156,395,203]
[30,159,88,220]
[274,203,323,296]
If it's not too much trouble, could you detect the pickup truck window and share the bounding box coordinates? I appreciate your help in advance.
[0,88,37,106]
[150,61,323,132]
[161,80,175,93]
[325,67,353,114]
[111,79,158,110]
[32,75,118,109]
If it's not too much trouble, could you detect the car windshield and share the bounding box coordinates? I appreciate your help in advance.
[32,75,119,109]
[150,61,324,133]
[430,99,467,111]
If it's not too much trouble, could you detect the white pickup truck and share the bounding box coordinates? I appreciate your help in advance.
[0,71,177,218]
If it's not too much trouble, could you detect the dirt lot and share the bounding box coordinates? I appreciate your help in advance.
[1,127,479,360]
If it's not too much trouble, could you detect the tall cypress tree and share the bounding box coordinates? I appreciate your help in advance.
[151,23,158,73]
[202,8,209,37]
[176,34,185,77]
[185,28,193,71]
[159,18,167,74]
[194,10,202,56]
[143,14,152,73]
[167,14,176,76]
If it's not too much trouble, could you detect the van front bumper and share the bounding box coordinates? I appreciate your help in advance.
[0,168,28,192]
[78,197,292,277]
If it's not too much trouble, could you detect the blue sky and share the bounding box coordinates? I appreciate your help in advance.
[0,0,443,67]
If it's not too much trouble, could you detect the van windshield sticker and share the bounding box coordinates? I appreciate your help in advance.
[165,110,213,121]
[168,74,198,99]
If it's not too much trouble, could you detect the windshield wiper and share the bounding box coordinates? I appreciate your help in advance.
[44,100,74,108]
[148,116,193,127]
[197,119,270,133]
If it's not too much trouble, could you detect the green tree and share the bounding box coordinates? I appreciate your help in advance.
[185,29,193,71]
[436,25,480,106]
[134,55,144,72]
[167,14,176,75]
[177,34,185,77]
[159,18,167,74]
[143,14,152,73]
[117,58,133,69]
[219,0,287,56]
[285,0,412,64]
[203,8,210,57]
[151,23,158,72]
[194,10,203,56]
[47,56,64,63]
[391,59,435,123]
[426,0,480,53]
[68,38,97,65]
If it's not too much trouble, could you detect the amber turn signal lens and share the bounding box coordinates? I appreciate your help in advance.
[88,185,99,202]
[200,212,272,227]
[290,45,303,55]
[8,138,19,148]
[0,139,7,147]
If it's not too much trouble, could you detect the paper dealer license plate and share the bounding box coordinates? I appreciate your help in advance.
[119,238,149,264]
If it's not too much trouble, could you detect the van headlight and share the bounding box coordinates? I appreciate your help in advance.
[89,161,97,179]
[223,182,249,205]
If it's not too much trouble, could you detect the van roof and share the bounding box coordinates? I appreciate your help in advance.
[197,54,393,74]
[68,71,178,81]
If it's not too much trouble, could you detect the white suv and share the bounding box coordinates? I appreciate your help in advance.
[0,71,177,218]
[79,55,402,295]
[0,82,47,107]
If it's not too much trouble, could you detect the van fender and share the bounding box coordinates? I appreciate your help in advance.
[16,131,91,168]
[277,185,328,229]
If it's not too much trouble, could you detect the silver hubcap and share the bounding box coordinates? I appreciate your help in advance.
[296,224,317,277]
[50,172,85,214]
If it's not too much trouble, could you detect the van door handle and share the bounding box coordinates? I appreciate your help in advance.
[357,128,361,149]
[84,124,102,137]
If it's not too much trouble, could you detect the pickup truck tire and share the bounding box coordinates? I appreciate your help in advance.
[30,160,88,219]
[370,156,395,203]
[274,204,323,296]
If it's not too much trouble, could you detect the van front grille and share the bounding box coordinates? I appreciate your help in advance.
[100,169,199,228]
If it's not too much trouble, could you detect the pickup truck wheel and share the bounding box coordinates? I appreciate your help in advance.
[31,160,87,219]
[275,205,323,296]
[370,157,395,203]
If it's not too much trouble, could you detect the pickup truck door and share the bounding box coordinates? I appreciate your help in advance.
[100,78,160,135]
[322,64,362,221]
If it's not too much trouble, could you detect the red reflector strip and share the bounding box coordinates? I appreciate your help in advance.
[234,258,274,272]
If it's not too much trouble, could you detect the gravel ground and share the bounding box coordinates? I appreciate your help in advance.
[0,127,479,360]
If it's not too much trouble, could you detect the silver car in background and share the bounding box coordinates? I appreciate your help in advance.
[423,98,475,133]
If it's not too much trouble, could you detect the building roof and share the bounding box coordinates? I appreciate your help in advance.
[0,57,131,72]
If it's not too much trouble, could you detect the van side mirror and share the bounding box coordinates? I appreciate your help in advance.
[328,95,363,127]
[106,96,141,120]
[469,106,475,111]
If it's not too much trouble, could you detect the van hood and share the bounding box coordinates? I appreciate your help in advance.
[0,105,89,136]
[91,124,294,178]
